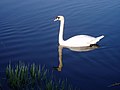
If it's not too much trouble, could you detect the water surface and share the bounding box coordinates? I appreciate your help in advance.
[0,0,120,90]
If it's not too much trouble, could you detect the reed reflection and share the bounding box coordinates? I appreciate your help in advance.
[54,44,99,71]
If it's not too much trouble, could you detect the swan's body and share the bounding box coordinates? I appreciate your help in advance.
[63,35,104,47]
[54,16,104,47]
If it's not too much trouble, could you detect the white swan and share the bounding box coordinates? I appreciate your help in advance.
[54,16,104,47]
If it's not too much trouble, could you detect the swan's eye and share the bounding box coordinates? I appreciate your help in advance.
[56,16,60,19]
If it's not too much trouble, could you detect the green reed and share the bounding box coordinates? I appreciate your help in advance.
[6,63,28,89]
[5,62,78,90]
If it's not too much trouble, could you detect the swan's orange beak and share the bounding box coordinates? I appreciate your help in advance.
[54,16,60,21]
[54,19,57,21]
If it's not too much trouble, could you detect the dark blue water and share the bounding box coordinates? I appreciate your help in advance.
[0,0,120,90]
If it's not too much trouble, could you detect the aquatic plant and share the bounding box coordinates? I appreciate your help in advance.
[6,62,78,90]
[6,63,29,89]
[108,82,120,87]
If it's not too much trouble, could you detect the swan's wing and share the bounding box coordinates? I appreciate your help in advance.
[64,35,95,47]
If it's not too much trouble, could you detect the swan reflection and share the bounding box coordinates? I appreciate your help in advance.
[54,45,99,71]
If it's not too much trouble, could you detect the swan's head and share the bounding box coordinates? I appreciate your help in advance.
[54,16,64,21]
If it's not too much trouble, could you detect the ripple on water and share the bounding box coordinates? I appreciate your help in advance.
[0,0,120,90]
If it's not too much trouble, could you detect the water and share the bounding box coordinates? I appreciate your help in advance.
[0,0,120,90]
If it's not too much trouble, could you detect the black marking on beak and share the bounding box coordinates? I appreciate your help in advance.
[56,16,60,19]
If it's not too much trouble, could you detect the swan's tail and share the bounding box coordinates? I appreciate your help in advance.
[91,35,104,44]
[96,35,104,41]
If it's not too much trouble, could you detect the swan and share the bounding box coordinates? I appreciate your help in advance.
[54,16,104,47]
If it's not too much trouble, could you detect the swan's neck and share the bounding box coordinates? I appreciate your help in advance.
[59,19,64,45]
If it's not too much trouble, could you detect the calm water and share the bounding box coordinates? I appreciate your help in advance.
[0,0,120,90]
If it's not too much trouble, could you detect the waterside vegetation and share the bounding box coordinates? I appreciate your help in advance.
[0,62,79,90]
